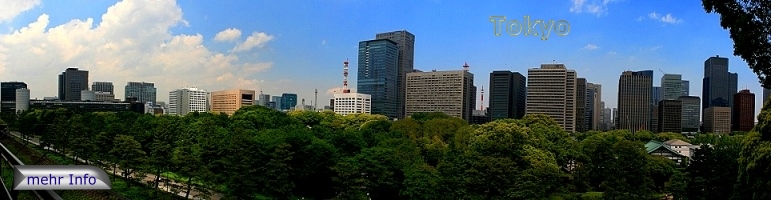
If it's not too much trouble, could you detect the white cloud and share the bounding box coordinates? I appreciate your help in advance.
[321,39,327,45]
[569,0,620,16]
[650,46,662,50]
[607,51,617,55]
[213,28,241,42]
[582,44,599,50]
[0,0,42,23]
[0,0,274,100]
[232,32,274,52]
[643,11,683,24]
[660,14,683,24]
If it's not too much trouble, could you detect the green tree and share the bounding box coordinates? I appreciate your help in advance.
[401,164,441,200]
[109,134,146,186]
[601,140,657,200]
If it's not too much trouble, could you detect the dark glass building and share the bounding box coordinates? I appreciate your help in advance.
[58,68,89,101]
[488,71,526,121]
[375,30,415,119]
[357,39,399,119]
[702,56,738,108]
[1,82,27,102]
[280,93,297,111]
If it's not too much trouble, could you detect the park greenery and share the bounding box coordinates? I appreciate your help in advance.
[0,106,760,200]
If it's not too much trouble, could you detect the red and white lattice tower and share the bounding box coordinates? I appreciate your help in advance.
[343,59,351,93]
[480,86,484,110]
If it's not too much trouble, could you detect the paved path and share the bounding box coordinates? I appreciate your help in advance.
[7,132,224,200]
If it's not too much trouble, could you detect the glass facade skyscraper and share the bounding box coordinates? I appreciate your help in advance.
[280,93,297,111]
[702,56,737,108]
[357,39,399,119]
[125,82,157,105]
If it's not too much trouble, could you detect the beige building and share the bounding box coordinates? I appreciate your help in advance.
[526,64,577,133]
[405,69,475,121]
[210,89,256,116]
[703,107,731,134]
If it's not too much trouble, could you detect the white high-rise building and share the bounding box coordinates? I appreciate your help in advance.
[527,64,577,133]
[169,87,209,116]
[334,93,372,116]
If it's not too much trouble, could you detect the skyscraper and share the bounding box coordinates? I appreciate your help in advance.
[662,74,683,100]
[168,87,209,116]
[586,83,602,131]
[703,56,738,108]
[376,30,415,119]
[681,80,690,96]
[405,68,476,121]
[526,64,577,133]
[280,93,298,111]
[92,82,114,94]
[357,39,399,119]
[678,96,701,132]
[125,82,157,105]
[58,68,89,101]
[603,107,612,131]
[617,70,653,131]
[489,71,527,120]
[733,89,755,132]
[652,86,662,106]
[576,78,587,132]
[658,99,682,133]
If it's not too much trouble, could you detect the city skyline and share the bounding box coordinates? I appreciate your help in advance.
[0,0,765,116]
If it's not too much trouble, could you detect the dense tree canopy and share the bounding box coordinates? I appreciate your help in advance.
[0,107,752,200]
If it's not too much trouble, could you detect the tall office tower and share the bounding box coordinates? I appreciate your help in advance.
[334,93,372,116]
[91,82,114,94]
[280,93,298,111]
[168,87,209,116]
[617,70,653,131]
[489,71,527,120]
[662,74,683,100]
[658,99,682,133]
[612,108,618,129]
[586,83,602,130]
[357,39,399,119]
[125,82,157,105]
[703,107,732,134]
[210,89,256,116]
[703,56,738,109]
[272,96,283,110]
[764,87,770,107]
[405,68,476,121]
[15,88,30,113]
[576,78,588,132]
[681,80,690,96]
[678,96,701,132]
[375,30,415,119]
[603,107,612,131]
[58,68,89,101]
[652,86,663,106]
[733,89,756,132]
[651,104,659,133]
[527,64,577,133]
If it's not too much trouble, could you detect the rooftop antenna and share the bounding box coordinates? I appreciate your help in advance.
[464,62,469,71]
[553,59,556,64]
[343,59,351,93]
[314,89,318,110]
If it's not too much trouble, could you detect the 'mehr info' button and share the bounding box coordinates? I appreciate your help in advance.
[13,165,112,190]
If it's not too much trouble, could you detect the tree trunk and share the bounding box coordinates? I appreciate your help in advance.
[185,177,193,199]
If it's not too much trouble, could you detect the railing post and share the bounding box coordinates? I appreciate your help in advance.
[9,166,17,200]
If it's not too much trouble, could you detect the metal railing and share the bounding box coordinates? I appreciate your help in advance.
[0,131,62,200]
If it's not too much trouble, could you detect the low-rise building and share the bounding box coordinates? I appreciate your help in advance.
[646,140,689,167]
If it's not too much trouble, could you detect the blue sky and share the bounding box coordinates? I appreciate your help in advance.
[0,0,763,116]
